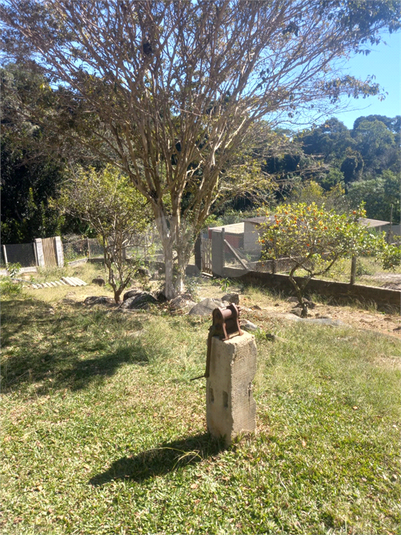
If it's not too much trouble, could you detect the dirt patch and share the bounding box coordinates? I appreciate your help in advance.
[197,281,401,339]
[260,302,401,339]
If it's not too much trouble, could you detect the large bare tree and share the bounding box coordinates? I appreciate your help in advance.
[1,0,399,297]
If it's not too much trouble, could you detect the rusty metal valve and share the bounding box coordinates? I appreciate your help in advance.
[191,303,243,381]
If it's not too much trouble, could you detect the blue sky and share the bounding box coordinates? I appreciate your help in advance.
[330,31,401,129]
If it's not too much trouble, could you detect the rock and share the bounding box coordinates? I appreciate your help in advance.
[92,277,106,286]
[120,291,158,310]
[169,295,197,310]
[305,317,347,327]
[295,299,316,310]
[276,313,302,322]
[123,288,142,301]
[288,296,316,309]
[154,290,168,303]
[84,296,115,306]
[62,298,76,305]
[222,293,240,305]
[188,298,226,316]
[241,319,259,332]
[291,308,305,317]
[185,264,200,277]
[136,267,151,278]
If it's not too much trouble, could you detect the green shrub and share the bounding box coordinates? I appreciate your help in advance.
[0,277,23,297]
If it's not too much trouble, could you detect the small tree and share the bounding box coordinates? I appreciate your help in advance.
[259,202,398,317]
[57,165,150,304]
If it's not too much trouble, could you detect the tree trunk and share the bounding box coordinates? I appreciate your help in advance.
[154,211,176,299]
[175,242,193,295]
[288,269,309,318]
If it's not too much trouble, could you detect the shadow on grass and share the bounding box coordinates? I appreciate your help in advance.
[90,433,226,486]
[1,297,149,394]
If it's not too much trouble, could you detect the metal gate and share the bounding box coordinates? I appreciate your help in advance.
[201,237,212,274]
[42,237,57,267]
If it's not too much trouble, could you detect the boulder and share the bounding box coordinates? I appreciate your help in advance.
[185,264,200,276]
[305,317,346,326]
[120,291,158,310]
[136,267,151,278]
[154,290,168,303]
[221,292,240,305]
[123,288,142,301]
[241,319,259,332]
[169,295,197,310]
[92,277,106,286]
[84,296,115,306]
[188,298,227,316]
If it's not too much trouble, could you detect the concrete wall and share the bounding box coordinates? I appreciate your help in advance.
[212,230,225,276]
[389,224,401,239]
[221,267,400,309]
[243,222,262,254]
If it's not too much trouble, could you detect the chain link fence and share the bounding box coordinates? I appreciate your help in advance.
[62,236,104,262]
[2,243,37,268]
[62,228,164,266]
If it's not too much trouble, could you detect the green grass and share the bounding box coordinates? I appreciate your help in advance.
[1,286,401,534]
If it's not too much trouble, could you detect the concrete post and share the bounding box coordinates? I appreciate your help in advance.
[206,331,257,445]
[2,245,9,267]
[54,236,64,267]
[34,238,45,267]
[212,229,225,277]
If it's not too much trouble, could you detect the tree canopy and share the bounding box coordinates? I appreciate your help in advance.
[1,0,400,296]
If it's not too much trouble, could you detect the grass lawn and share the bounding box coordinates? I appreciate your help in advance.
[1,273,400,534]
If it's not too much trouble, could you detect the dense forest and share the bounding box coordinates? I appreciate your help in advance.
[1,63,400,244]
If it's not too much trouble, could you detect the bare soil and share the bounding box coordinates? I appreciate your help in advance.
[197,282,401,340]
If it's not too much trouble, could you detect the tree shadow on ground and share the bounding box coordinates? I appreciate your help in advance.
[1,297,148,394]
[89,433,226,486]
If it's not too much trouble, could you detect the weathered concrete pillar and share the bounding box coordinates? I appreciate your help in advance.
[34,238,45,267]
[211,229,225,277]
[54,236,64,267]
[206,331,257,445]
